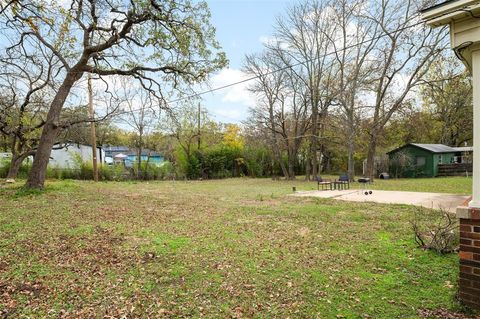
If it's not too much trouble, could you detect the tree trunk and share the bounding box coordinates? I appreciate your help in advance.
[273,146,288,179]
[137,147,142,179]
[347,139,355,181]
[287,151,296,180]
[310,142,317,178]
[309,132,318,180]
[26,70,84,189]
[309,94,319,180]
[7,155,22,179]
[365,132,378,180]
[145,153,151,180]
[305,151,311,181]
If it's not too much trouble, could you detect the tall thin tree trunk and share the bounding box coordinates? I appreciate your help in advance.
[347,138,355,181]
[26,70,84,189]
[272,146,288,179]
[287,149,296,180]
[137,147,142,179]
[305,148,311,181]
[366,132,378,180]
[309,131,318,180]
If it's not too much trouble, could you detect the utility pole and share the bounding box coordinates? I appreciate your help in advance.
[87,74,99,182]
[197,102,201,150]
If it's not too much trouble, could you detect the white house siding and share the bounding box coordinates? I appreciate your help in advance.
[49,144,104,169]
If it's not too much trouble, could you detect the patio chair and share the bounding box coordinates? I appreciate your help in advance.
[334,174,350,190]
[316,176,333,191]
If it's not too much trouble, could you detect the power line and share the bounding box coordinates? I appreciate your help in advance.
[167,16,424,105]
[97,9,452,119]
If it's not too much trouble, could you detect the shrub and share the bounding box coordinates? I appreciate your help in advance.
[129,161,174,180]
[411,208,458,254]
[0,158,32,179]
[243,146,273,177]
[100,164,128,181]
[0,158,10,178]
[197,145,245,179]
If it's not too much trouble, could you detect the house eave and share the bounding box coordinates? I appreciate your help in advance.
[421,0,480,28]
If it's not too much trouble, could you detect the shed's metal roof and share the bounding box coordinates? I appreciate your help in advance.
[452,146,474,152]
[387,143,474,154]
[411,143,456,153]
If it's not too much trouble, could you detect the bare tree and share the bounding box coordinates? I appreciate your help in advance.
[244,49,311,180]
[364,0,448,179]
[0,0,226,188]
[244,51,290,179]
[326,0,380,180]
[283,69,311,179]
[117,80,158,178]
[273,0,337,180]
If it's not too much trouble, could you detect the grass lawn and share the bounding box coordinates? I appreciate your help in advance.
[0,177,476,318]
[294,176,472,195]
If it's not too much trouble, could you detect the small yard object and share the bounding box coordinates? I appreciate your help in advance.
[357,177,372,195]
[316,176,333,190]
[334,174,349,190]
[379,172,389,179]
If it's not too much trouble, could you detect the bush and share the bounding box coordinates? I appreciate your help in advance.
[158,161,175,179]
[175,144,281,179]
[0,151,175,181]
[0,158,31,179]
[100,164,129,181]
[243,146,273,177]
[411,208,458,254]
[188,146,245,179]
[131,161,175,180]
[0,158,9,178]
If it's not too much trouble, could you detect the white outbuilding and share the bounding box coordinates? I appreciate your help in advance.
[49,143,104,168]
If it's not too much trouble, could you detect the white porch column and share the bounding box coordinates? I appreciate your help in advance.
[470,49,480,208]
[421,2,480,310]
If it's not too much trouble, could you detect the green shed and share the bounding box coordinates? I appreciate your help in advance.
[387,143,456,178]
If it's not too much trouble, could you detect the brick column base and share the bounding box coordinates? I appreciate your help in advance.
[457,206,480,310]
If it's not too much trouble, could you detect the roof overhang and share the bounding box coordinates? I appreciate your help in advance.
[421,0,480,70]
[421,1,480,27]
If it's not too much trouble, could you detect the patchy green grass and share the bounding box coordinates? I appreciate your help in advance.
[293,175,472,195]
[0,178,476,318]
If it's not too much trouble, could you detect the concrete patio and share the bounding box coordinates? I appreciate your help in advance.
[293,189,470,213]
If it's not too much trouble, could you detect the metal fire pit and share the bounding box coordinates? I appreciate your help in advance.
[357,177,373,195]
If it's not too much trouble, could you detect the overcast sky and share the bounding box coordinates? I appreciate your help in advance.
[200,0,292,124]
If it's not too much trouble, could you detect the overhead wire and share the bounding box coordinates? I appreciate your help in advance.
[92,7,458,119]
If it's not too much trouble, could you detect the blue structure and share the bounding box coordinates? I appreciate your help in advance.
[127,154,164,165]
[103,145,164,166]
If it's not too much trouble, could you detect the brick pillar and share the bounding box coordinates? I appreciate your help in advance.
[457,206,480,310]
